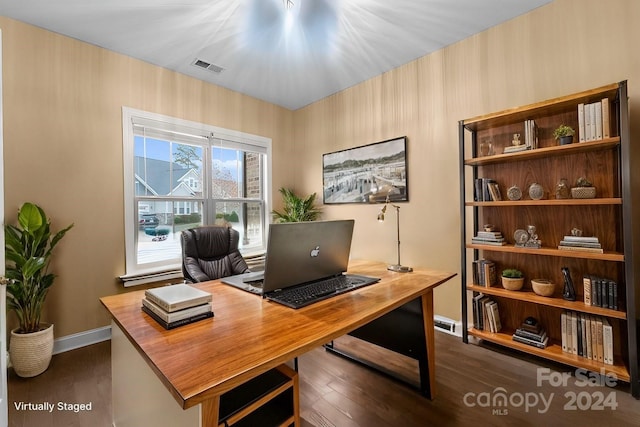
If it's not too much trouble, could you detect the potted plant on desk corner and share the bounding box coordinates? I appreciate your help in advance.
[4,202,73,377]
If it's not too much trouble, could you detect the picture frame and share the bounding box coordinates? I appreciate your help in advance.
[322,136,409,204]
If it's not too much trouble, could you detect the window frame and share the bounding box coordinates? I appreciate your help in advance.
[121,107,272,286]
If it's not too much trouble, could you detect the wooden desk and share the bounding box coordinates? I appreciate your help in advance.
[100,260,455,427]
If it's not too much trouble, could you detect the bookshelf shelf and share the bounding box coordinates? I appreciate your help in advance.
[466,244,624,262]
[459,81,639,398]
[466,197,622,207]
[468,328,630,382]
[467,285,627,320]
[464,137,619,166]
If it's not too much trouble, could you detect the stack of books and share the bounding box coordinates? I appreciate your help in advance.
[142,283,213,330]
[512,317,548,349]
[558,235,603,254]
[561,311,613,365]
[471,230,506,246]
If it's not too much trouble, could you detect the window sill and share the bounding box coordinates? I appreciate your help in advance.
[119,269,183,287]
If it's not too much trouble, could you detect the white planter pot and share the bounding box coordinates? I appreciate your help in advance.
[9,323,54,377]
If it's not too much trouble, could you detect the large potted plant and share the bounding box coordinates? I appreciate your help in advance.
[4,202,73,377]
[271,188,322,222]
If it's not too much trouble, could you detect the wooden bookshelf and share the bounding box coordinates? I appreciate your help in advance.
[459,82,639,397]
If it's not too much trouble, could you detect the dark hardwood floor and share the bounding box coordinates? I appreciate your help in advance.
[8,331,640,426]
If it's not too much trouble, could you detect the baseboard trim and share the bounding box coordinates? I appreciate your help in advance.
[52,325,112,355]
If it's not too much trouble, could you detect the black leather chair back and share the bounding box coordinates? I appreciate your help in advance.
[180,226,249,283]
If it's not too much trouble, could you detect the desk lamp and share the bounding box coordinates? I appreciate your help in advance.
[377,196,412,272]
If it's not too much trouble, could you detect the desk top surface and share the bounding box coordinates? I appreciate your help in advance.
[100,260,455,409]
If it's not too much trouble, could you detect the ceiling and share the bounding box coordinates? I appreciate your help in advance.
[0,0,552,110]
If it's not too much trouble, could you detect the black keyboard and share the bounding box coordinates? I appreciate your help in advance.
[265,274,379,309]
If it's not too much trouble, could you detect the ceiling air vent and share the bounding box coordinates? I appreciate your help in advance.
[192,58,225,74]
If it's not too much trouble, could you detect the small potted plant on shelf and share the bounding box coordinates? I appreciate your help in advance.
[553,124,575,145]
[571,176,596,199]
[501,269,524,291]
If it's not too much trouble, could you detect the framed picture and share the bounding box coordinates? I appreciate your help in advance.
[322,136,409,204]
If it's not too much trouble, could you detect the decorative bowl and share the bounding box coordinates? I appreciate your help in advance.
[531,279,555,297]
[571,186,596,199]
[501,276,524,291]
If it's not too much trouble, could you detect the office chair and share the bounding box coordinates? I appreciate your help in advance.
[180,225,250,283]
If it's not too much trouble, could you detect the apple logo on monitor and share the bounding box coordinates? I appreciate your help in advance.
[310,246,320,257]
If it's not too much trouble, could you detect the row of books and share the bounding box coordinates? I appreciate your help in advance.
[473,178,501,201]
[583,275,619,310]
[143,283,214,330]
[578,99,610,142]
[471,259,497,287]
[512,318,548,349]
[561,311,614,365]
[558,235,604,254]
[472,294,502,333]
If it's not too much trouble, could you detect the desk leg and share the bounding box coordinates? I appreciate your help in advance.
[421,291,436,399]
[201,398,220,427]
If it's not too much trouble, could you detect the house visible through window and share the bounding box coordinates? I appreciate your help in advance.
[122,107,272,285]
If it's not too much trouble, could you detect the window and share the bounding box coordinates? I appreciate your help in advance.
[121,107,271,285]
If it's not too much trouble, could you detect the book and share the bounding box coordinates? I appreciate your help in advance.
[584,103,592,141]
[142,297,212,323]
[557,245,604,254]
[142,305,214,330]
[472,293,486,329]
[558,240,602,249]
[594,101,603,140]
[514,328,547,342]
[471,239,507,246]
[590,316,598,361]
[596,317,604,362]
[474,179,484,201]
[490,302,502,332]
[145,283,213,312]
[602,318,613,365]
[562,235,600,243]
[561,312,568,352]
[485,300,496,332]
[602,97,610,138]
[589,102,597,141]
[476,231,503,239]
[585,314,592,360]
[583,275,592,306]
[578,103,586,142]
[570,312,578,355]
[577,313,583,356]
[503,145,528,153]
[512,334,548,349]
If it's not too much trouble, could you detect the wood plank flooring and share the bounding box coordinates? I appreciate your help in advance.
[8,331,640,426]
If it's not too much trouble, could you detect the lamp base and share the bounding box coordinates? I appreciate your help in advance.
[388,264,413,273]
